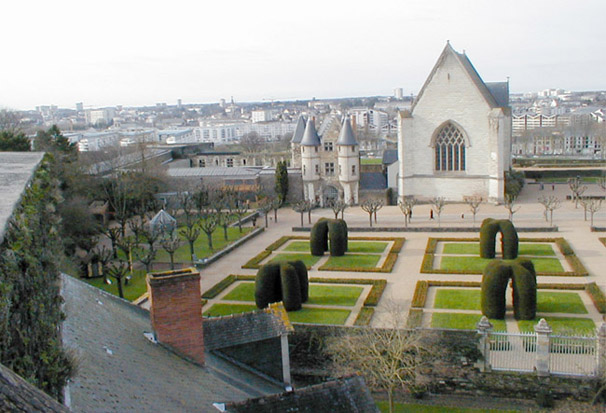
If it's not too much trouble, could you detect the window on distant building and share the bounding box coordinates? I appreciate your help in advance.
[199,159,205,167]
[315,164,319,174]
[352,165,356,176]
[339,165,342,175]
[324,142,333,152]
[226,158,234,167]
[303,165,306,176]
[325,162,335,176]
[242,159,247,166]
[434,122,466,171]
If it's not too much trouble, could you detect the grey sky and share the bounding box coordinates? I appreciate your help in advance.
[2,0,605,110]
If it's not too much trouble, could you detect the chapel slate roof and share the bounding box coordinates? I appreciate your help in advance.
[204,303,294,351]
[360,172,387,190]
[291,115,307,144]
[382,149,398,165]
[336,117,358,146]
[61,274,281,413]
[299,119,321,146]
[0,363,69,412]
[222,375,379,413]
[486,82,510,108]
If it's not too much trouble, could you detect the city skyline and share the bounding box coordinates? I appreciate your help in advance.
[2,0,605,110]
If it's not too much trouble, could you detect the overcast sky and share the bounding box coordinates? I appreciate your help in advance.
[1,0,605,110]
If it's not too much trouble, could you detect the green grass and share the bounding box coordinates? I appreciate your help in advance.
[441,242,555,256]
[361,158,383,165]
[203,303,257,317]
[203,303,350,325]
[154,226,253,262]
[433,289,480,311]
[518,317,596,334]
[284,240,388,254]
[288,307,350,325]
[537,292,588,314]
[431,312,507,331]
[322,254,381,269]
[268,253,321,268]
[82,269,148,302]
[440,256,564,273]
[222,282,363,307]
[376,401,519,413]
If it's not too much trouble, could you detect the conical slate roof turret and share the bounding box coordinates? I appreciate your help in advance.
[337,117,358,146]
[300,118,321,146]
[291,115,307,144]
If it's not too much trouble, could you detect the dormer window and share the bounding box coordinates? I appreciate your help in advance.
[324,142,333,152]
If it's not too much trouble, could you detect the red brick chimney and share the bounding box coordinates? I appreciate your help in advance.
[147,268,204,365]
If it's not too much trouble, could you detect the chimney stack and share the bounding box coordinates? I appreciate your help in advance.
[147,268,205,365]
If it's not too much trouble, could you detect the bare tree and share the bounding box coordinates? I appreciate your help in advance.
[292,200,308,227]
[538,195,561,226]
[239,132,264,153]
[398,196,417,227]
[598,176,606,193]
[463,195,483,227]
[105,260,129,299]
[568,177,587,208]
[104,226,121,258]
[160,234,183,270]
[179,221,201,261]
[217,210,232,241]
[503,193,520,222]
[328,199,347,220]
[199,210,219,251]
[326,305,432,413]
[271,197,283,223]
[587,199,603,227]
[361,199,384,227]
[431,197,446,227]
[0,109,22,132]
[231,201,249,233]
[91,244,113,283]
[116,234,139,275]
[257,198,273,228]
[137,247,157,274]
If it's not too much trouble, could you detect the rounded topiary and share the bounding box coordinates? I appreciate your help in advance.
[310,218,329,256]
[500,220,519,260]
[511,259,536,320]
[280,263,302,311]
[290,260,309,302]
[341,219,349,251]
[481,260,511,319]
[255,262,282,309]
[328,219,347,257]
[480,218,499,259]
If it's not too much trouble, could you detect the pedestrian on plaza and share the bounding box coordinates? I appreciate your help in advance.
[430,210,434,220]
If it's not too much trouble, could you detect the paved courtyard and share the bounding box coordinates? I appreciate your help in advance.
[198,181,606,328]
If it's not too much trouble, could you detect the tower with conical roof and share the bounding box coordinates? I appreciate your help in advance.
[300,118,321,204]
[290,115,307,167]
[336,116,360,204]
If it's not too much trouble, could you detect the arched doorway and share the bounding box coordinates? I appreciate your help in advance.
[323,185,339,206]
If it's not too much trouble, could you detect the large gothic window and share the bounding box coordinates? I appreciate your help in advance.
[434,123,466,172]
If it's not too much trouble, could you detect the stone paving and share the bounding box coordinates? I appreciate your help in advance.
[197,181,606,328]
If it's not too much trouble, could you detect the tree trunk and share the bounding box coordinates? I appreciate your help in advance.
[265,214,269,228]
[207,233,213,251]
[369,213,372,227]
[116,276,124,299]
[189,241,195,260]
[388,387,394,413]
[308,210,311,224]
[169,254,175,270]
[300,212,304,227]
[238,217,242,233]
[223,225,228,241]
[274,209,278,223]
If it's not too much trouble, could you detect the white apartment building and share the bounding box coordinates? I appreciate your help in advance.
[86,108,116,126]
[158,129,195,144]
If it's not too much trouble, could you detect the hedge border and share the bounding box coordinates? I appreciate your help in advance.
[354,307,375,326]
[201,274,255,299]
[409,280,606,314]
[599,238,606,247]
[420,237,589,277]
[243,235,405,272]
[406,309,424,328]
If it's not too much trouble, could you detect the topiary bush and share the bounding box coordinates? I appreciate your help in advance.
[511,259,536,320]
[280,263,302,311]
[480,218,518,259]
[310,218,329,256]
[290,260,309,302]
[481,260,511,319]
[254,262,282,308]
[328,219,348,256]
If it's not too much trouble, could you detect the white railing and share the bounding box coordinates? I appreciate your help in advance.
[477,317,606,378]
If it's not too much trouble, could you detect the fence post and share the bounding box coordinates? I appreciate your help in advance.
[476,316,493,372]
[534,318,552,377]
[597,322,606,377]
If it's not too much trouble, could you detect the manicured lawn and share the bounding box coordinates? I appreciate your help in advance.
[203,303,257,317]
[268,253,321,268]
[82,269,148,302]
[518,317,596,334]
[433,289,480,311]
[537,292,588,314]
[284,240,388,254]
[442,242,555,256]
[154,226,253,263]
[203,302,350,325]
[431,312,507,331]
[222,282,363,307]
[376,401,518,413]
[439,256,564,273]
[361,158,383,165]
[322,254,381,270]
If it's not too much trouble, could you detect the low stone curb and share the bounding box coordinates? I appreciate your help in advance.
[292,226,558,233]
[195,227,265,268]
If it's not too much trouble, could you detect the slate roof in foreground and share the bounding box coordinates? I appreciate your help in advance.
[61,274,282,412]
[0,363,68,412]
[221,375,379,413]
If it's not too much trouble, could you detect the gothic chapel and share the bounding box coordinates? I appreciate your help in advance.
[397,42,512,203]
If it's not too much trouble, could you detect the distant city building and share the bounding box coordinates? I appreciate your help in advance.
[394,88,404,100]
[86,108,115,126]
[76,102,84,112]
[158,129,195,144]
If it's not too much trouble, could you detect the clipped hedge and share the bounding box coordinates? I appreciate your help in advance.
[411,281,429,308]
[406,309,424,328]
[600,238,606,247]
[511,259,537,320]
[420,253,435,274]
[255,262,282,308]
[481,261,511,319]
[390,237,406,253]
[354,307,374,326]
[291,260,309,302]
[586,282,606,314]
[242,249,272,269]
[202,275,237,299]
[501,220,519,260]
[310,218,329,256]
[307,277,387,307]
[480,218,518,259]
[328,219,348,256]
[280,263,302,311]
[265,235,307,251]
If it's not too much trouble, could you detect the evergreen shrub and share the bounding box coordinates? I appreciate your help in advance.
[291,260,309,302]
[480,218,518,259]
[481,260,511,319]
[328,219,347,256]
[500,220,519,259]
[310,218,329,256]
[280,263,302,311]
[254,262,282,308]
[480,218,499,258]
